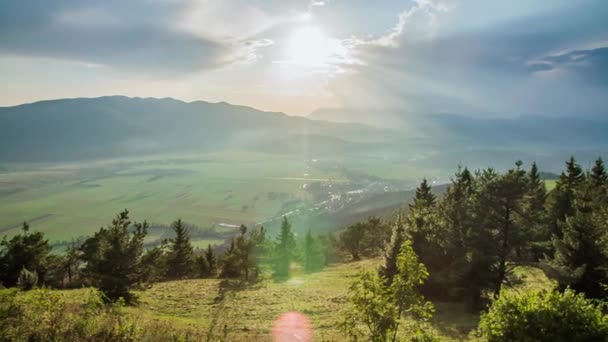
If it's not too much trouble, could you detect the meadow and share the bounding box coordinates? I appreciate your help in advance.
[30,258,554,341]
[0,151,432,244]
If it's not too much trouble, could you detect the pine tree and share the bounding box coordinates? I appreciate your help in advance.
[525,162,549,259]
[273,217,296,278]
[438,166,474,298]
[205,244,217,275]
[196,254,211,277]
[549,182,608,299]
[589,157,607,206]
[166,219,194,279]
[379,213,407,284]
[220,237,240,278]
[548,157,585,238]
[83,209,147,303]
[304,229,323,273]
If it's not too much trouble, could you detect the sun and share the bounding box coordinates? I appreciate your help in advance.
[287,27,330,67]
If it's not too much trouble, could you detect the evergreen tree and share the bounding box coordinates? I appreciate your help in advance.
[195,254,211,278]
[437,166,475,299]
[589,157,608,206]
[273,217,296,278]
[524,162,549,259]
[319,232,339,266]
[407,179,446,297]
[220,237,240,278]
[0,222,51,287]
[205,244,217,275]
[141,246,166,283]
[549,183,608,299]
[235,225,254,280]
[166,219,194,279]
[379,214,407,284]
[548,157,585,238]
[304,229,323,273]
[82,209,147,303]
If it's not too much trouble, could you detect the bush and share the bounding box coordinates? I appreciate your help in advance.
[0,288,207,341]
[478,288,608,342]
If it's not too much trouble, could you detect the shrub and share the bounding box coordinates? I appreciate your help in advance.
[478,288,608,342]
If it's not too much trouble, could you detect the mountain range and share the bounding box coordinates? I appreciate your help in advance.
[1,96,606,170]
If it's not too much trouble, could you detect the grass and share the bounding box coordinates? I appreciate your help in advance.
[0,151,437,242]
[47,258,553,341]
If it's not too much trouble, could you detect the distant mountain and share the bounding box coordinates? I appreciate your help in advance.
[0,96,388,162]
[310,107,608,150]
[1,97,605,171]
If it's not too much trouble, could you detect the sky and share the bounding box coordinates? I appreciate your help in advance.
[0,0,606,119]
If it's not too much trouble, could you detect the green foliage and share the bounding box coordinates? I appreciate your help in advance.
[341,222,367,261]
[0,222,50,287]
[478,289,608,342]
[341,241,436,342]
[547,157,585,238]
[303,229,324,273]
[205,244,217,275]
[17,268,38,290]
[549,183,608,299]
[379,214,407,283]
[272,217,296,278]
[166,219,195,279]
[81,209,148,303]
[220,225,265,280]
[341,217,391,261]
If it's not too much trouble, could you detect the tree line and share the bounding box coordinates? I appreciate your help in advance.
[0,212,342,303]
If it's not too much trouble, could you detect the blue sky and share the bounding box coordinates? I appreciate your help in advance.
[0,0,606,118]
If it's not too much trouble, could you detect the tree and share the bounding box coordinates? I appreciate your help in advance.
[81,209,147,303]
[340,222,367,261]
[360,217,391,256]
[0,222,51,287]
[195,254,211,278]
[437,166,475,300]
[141,245,166,284]
[407,179,446,298]
[166,219,194,279]
[379,214,407,284]
[549,183,608,299]
[478,289,608,342]
[486,162,529,297]
[273,217,296,278]
[220,238,240,278]
[341,241,435,342]
[304,229,323,273]
[205,244,217,275]
[589,157,608,206]
[524,162,549,259]
[548,157,584,238]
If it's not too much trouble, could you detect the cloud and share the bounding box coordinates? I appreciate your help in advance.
[0,0,290,75]
[329,0,608,118]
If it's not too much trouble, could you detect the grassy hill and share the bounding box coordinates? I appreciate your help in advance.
[19,258,553,341]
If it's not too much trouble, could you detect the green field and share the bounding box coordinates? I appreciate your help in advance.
[0,151,433,244]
